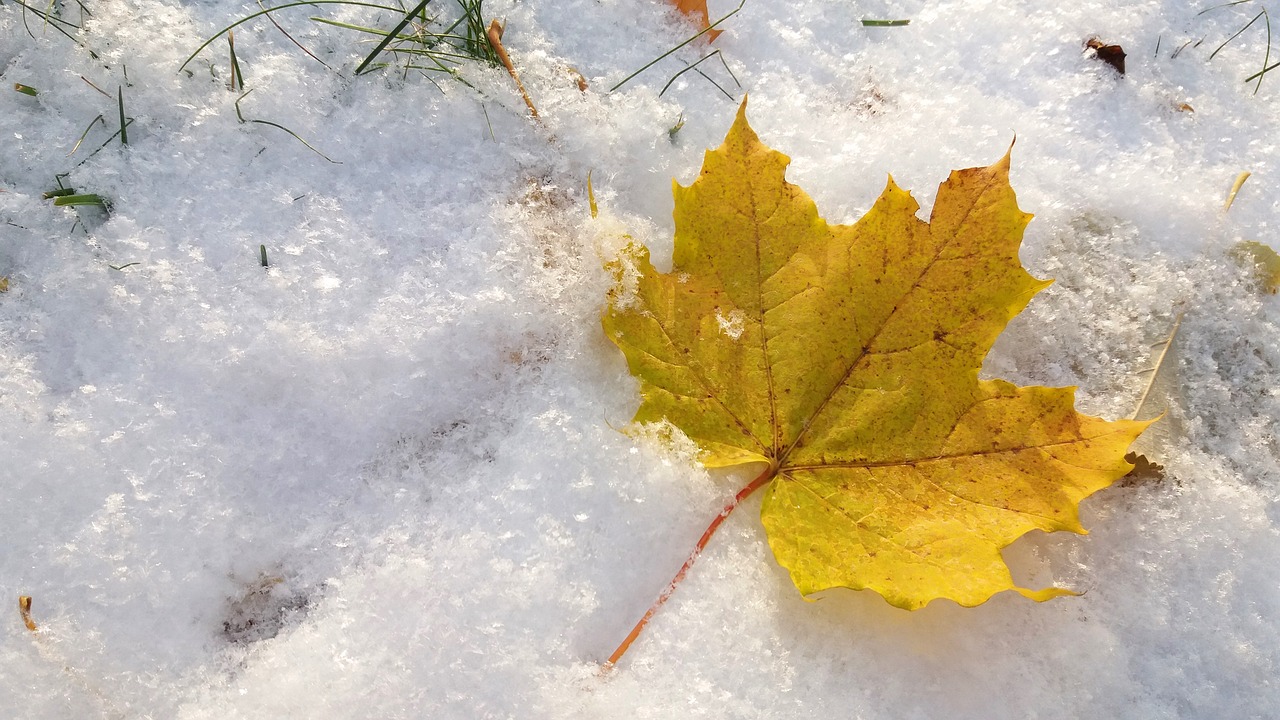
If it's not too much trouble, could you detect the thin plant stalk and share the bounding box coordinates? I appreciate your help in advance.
[353,0,433,75]
[1131,313,1184,421]
[80,75,112,98]
[228,31,245,91]
[609,0,746,93]
[179,0,406,73]
[72,119,133,168]
[117,86,128,145]
[260,0,334,70]
[1198,0,1255,16]
[1245,59,1280,81]
[67,114,105,156]
[1209,8,1265,59]
[660,49,739,98]
[234,89,340,163]
[1253,8,1271,93]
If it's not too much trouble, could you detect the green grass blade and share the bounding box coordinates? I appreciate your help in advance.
[67,115,105,156]
[609,0,746,93]
[1243,58,1280,81]
[229,31,245,91]
[72,119,134,168]
[53,194,106,207]
[117,86,128,145]
[1198,0,1255,17]
[353,0,433,76]
[261,0,334,71]
[1209,9,1264,60]
[249,120,341,163]
[1253,8,1271,93]
[309,17,398,35]
[179,1,405,73]
[660,50,720,96]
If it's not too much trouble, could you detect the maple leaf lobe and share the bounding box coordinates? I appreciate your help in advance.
[604,100,1149,609]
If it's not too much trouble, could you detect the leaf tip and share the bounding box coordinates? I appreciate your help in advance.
[729,94,752,136]
[994,144,1014,176]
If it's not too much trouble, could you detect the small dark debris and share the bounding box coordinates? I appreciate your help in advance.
[1118,451,1166,488]
[1086,38,1127,75]
[222,574,311,644]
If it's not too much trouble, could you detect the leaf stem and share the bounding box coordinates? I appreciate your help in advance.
[605,463,774,668]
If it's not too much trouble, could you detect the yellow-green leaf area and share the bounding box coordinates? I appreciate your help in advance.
[603,101,1149,610]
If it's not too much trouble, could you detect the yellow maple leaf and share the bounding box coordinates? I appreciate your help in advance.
[603,101,1150,612]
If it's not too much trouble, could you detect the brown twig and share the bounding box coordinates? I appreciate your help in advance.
[486,19,538,119]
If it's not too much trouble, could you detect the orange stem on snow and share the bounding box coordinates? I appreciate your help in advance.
[486,20,539,119]
[605,465,775,667]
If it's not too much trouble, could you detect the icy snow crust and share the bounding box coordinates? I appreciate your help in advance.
[2,0,1279,716]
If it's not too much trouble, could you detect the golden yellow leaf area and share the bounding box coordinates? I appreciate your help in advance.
[603,101,1150,610]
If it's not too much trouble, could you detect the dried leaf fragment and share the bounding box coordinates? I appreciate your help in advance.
[19,595,37,632]
[1119,452,1166,487]
[1224,171,1251,212]
[1231,240,1280,294]
[604,100,1149,609]
[1086,37,1127,75]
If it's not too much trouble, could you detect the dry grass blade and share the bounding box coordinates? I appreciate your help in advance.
[1224,170,1251,210]
[1132,312,1184,421]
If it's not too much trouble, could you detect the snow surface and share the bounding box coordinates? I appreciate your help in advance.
[3,0,1280,716]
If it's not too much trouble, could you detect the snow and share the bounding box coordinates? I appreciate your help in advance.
[2,0,1279,716]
